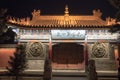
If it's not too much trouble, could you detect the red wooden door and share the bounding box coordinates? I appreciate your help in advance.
[52,43,84,70]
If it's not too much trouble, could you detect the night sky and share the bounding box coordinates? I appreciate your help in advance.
[0,0,118,19]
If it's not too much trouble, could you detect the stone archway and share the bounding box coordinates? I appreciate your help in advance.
[52,43,84,70]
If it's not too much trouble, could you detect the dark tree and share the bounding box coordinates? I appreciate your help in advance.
[6,44,28,80]
[0,9,17,44]
[108,0,120,21]
[107,1,120,80]
[116,10,120,21]
[108,0,120,33]
[108,0,120,9]
[4,27,17,43]
[0,9,8,35]
[109,24,120,33]
[0,27,17,44]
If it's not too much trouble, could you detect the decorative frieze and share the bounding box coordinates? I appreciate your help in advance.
[19,29,50,40]
[87,30,118,40]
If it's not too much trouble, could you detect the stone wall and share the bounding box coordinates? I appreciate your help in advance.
[88,42,117,71]
[0,47,15,68]
[25,42,48,71]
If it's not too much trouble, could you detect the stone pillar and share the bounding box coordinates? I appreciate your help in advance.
[118,44,120,65]
[117,44,120,80]
[84,41,88,72]
[49,37,52,60]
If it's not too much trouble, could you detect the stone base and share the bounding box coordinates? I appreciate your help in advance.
[27,60,45,71]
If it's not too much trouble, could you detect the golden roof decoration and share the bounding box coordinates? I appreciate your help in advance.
[93,9,102,18]
[63,5,71,25]
[106,17,116,25]
[32,9,41,20]
[7,6,110,28]
[64,5,69,16]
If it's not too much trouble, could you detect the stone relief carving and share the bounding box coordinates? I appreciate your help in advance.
[26,42,46,59]
[92,42,106,58]
[89,42,109,58]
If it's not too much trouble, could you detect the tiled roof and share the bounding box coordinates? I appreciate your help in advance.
[7,8,116,29]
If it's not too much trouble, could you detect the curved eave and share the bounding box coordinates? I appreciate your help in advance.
[7,22,111,29]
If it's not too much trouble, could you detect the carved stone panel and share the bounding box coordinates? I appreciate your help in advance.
[26,42,46,59]
[88,42,117,71]
[89,42,109,58]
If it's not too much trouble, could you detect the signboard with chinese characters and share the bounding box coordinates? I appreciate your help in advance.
[51,30,86,39]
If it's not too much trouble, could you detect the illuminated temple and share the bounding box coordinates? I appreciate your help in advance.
[0,5,119,73]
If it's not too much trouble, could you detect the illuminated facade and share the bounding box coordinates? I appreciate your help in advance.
[0,6,119,72]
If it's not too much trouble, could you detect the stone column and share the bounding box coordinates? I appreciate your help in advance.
[49,37,52,60]
[117,44,120,80]
[84,41,88,72]
[118,44,120,65]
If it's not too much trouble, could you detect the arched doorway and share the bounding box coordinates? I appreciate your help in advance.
[52,43,84,70]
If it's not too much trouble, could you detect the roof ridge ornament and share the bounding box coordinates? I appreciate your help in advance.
[106,17,116,25]
[64,5,69,16]
[32,9,41,19]
[93,9,102,18]
[64,5,70,25]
